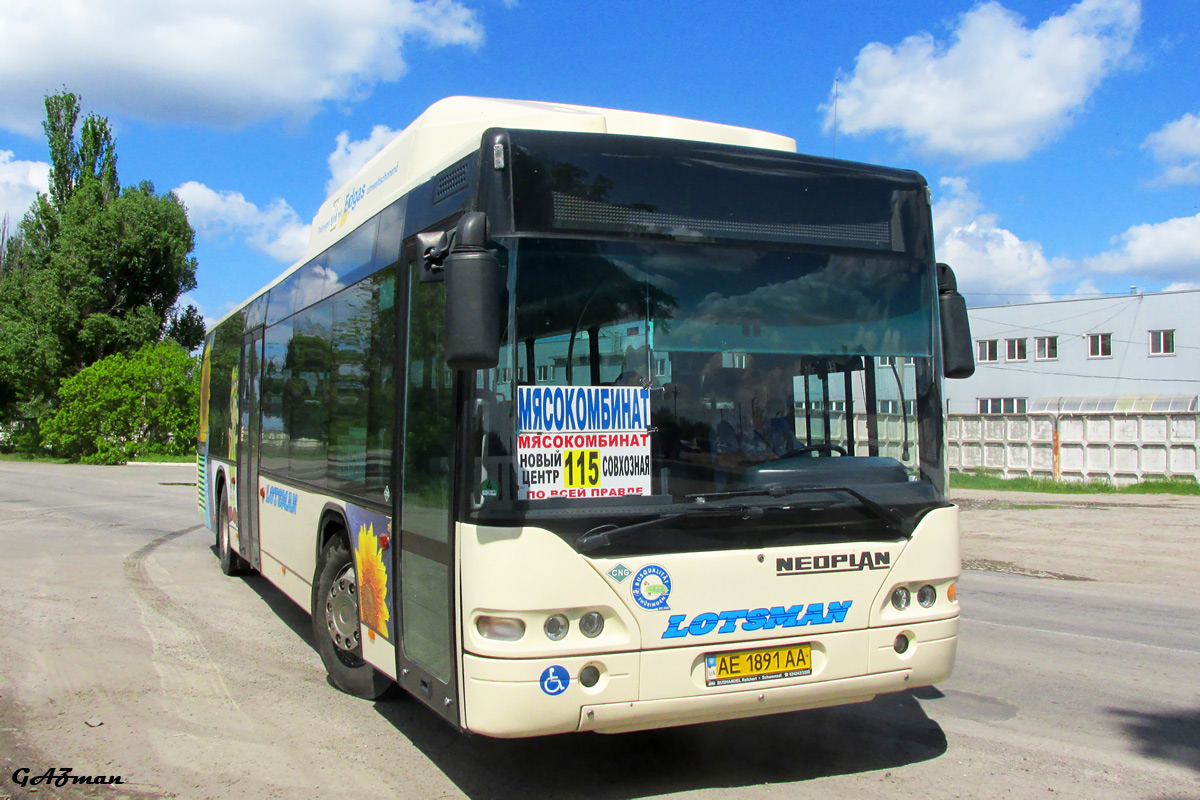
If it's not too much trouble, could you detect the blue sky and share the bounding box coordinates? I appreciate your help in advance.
[1,0,1197,326]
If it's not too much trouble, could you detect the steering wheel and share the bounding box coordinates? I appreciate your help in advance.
[782,443,849,458]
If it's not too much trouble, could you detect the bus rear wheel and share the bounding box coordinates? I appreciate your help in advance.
[313,536,391,699]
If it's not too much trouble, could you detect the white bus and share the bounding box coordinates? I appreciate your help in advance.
[197,97,975,737]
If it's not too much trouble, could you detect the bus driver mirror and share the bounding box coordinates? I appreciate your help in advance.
[444,212,502,371]
[937,262,975,379]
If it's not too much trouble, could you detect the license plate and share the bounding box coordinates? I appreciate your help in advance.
[705,643,812,687]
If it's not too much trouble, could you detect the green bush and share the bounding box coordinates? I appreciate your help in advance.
[42,341,199,464]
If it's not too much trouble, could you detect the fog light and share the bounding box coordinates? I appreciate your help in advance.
[579,611,605,638]
[476,615,525,641]
[544,614,569,641]
[918,585,937,608]
[891,586,911,610]
[894,634,910,654]
[579,665,600,687]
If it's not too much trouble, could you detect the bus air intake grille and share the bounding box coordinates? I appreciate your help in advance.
[197,454,207,511]
[550,192,894,249]
[434,161,470,202]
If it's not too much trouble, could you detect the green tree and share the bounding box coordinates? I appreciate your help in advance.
[166,304,207,351]
[41,341,200,464]
[0,89,198,430]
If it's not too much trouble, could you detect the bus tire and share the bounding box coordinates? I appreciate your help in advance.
[313,536,391,699]
[217,495,245,576]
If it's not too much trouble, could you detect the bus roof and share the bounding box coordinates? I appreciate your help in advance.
[307,96,797,258]
[212,97,799,331]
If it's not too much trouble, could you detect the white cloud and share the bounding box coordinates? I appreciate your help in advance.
[933,177,1055,301]
[824,0,1140,163]
[174,181,309,264]
[0,0,484,134]
[0,151,49,229]
[1143,113,1200,186]
[327,125,402,195]
[1084,213,1200,280]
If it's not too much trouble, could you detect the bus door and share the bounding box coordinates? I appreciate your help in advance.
[237,330,264,571]
[395,250,459,724]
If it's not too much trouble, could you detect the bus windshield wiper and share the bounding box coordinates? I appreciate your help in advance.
[576,483,912,553]
[576,506,767,554]
[686,484,914,536]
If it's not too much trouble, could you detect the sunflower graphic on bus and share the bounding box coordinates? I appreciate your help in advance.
[355,522,391,638]
[346,503,393,640]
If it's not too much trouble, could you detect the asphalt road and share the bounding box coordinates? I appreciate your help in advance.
[0,462,1196,799]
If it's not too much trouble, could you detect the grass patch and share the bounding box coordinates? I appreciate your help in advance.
[127,452,197,464]
[951,470,1200,496]
[0,450,194,465]
[0,451,70,464]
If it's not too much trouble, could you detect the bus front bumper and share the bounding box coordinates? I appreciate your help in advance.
[461,616,958,737]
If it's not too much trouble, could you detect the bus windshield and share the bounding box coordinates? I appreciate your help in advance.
[467,236,946,540]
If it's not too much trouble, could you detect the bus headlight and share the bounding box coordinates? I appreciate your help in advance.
[579,611,605,638]
[544,614,569,641]
[890,586,911,610]
[476,615,525,641]
[917,585,937,608]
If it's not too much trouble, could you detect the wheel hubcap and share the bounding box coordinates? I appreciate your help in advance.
[325,564,360,653]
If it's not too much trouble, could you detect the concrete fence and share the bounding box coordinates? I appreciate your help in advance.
[946,413,1200,485]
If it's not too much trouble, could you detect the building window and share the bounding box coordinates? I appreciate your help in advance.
[801,400,847,412]
[977,340,998,363]
[1035,336,1058,360]
[1005,338,1027,361]
[654,357,669,377]
[536,365,551,382]
[1088,333,1112,358]
[1150,329,1175,356]
[978,397,1027,414]
[1003,397,1026,414]
[722,351,747,369]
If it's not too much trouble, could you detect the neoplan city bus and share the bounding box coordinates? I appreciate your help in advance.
[196,97,975,737]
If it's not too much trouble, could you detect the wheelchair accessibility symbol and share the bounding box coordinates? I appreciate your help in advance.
[539,665,570,696]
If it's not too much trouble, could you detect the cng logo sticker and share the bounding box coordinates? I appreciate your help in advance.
[631,564,671,611]
[607,564,632,583]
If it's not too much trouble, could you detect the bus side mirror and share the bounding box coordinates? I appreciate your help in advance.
[937,263,975,379]
[444,212,501,370]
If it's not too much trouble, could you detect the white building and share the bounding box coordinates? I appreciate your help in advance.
[944,289,1200,483]
[946,288,1199,415]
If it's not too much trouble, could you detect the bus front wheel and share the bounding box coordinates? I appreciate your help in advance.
[313,536,391,699]
[217,494,246,576]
